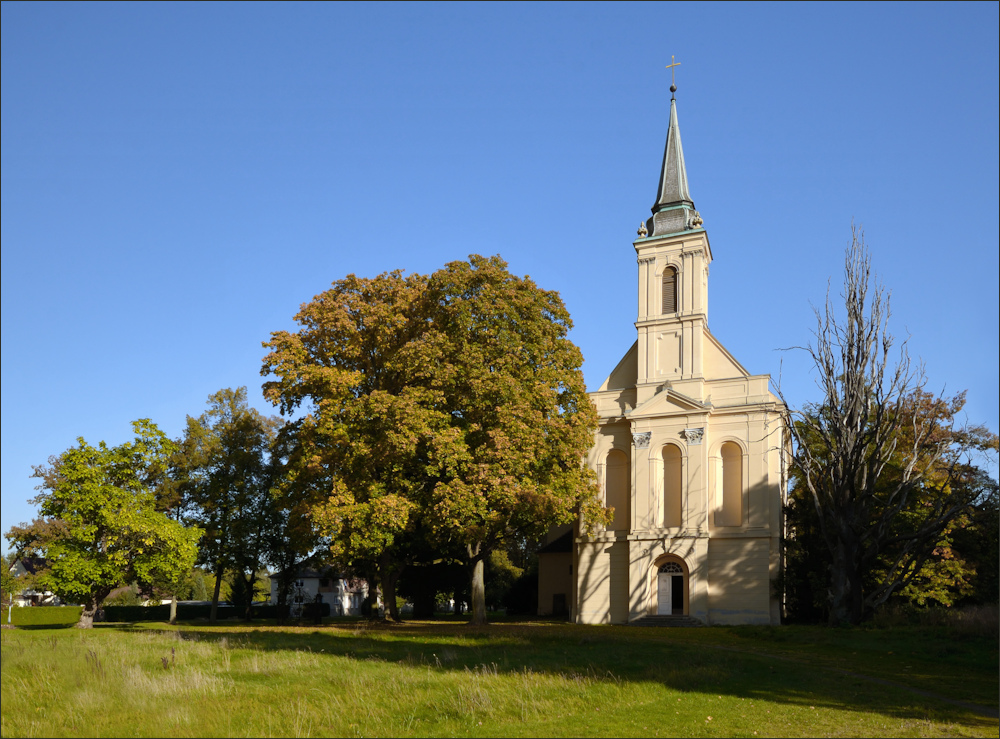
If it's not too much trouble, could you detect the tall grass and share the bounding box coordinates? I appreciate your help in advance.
[870,604,999,636]
[2,622,996,738]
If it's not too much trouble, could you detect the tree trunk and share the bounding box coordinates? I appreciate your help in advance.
[242,571,255,621]
[828,533,864,626]
[77,597,98,629]
[276,573,292,625]
[76,591,108,629]
[210,563,224,623]
[468,543,487,625]
[380,552,403,622]
[169,594,178,625]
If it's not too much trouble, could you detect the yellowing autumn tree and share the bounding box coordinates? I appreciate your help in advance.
[261,255,600,623]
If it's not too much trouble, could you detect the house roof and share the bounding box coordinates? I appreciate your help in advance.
[13,556,48,575]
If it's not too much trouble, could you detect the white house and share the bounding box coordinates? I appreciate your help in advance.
[8,557,62,607]
[269,566,369,616]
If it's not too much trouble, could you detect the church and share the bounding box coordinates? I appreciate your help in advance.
[538,81,787,626]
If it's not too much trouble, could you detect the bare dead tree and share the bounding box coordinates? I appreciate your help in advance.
[778,225,990,625]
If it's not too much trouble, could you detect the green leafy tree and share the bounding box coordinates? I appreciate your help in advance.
[954,478,1000,606]
[779,229,998,625]
[170,388,281,621]
[265,422,344,622]
[5,420,202,628]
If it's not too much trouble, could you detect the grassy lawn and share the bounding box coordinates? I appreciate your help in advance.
[1,618,996,738]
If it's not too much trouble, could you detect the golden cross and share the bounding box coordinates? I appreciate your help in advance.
[665,55,681,88]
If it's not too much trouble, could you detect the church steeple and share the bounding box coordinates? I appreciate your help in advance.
[653,98,693,211]
[644,63,702,238]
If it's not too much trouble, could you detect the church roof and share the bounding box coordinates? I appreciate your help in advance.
[652,97,693,213]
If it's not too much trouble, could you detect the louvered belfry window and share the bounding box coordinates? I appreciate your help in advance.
[662,267,678,314]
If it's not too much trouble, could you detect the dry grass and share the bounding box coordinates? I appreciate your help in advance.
[1,621,996,737]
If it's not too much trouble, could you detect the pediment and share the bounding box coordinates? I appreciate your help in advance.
[629,386,709,419]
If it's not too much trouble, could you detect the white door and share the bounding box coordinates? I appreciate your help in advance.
[657,563,683,615]
[657,572,673,615]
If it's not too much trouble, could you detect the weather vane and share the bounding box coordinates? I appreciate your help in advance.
[665,55,680,97]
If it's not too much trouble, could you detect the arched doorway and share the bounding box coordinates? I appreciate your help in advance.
[656,562,685,615]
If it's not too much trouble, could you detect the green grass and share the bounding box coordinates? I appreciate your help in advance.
[1,620,996,737]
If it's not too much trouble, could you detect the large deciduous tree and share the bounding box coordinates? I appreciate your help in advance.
[262,256,601,624]
[5,420,202,628]
[262,269,445,621]
[780,228,998,625]
[415,256,600,624]
[170,388,281,621]
[783,391,997,620]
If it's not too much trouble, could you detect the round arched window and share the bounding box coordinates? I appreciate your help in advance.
[662,267,678,313]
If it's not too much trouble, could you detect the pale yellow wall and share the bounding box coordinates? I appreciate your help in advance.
[576,540,611,624]
[569,217,786,627]
[706,537,773,624]
[608,541,630,624]
[537,552,573,616]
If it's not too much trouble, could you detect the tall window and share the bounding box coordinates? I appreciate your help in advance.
[718,441,743,526]
[606,449,630,532]
[662,444,682,527]
[662,267,678,314]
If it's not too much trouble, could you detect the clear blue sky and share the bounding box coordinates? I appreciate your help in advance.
[3,1,998,541]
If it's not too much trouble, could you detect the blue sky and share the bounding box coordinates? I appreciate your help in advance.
[3,2,998,541]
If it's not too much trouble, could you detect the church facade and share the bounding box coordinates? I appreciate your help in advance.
[538,91,787,626]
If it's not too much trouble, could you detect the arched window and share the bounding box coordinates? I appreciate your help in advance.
[718,441,743,526]
[606,449,630,532]
[662,267,678,314]
[662,444,682,527]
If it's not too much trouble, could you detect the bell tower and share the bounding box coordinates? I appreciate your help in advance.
[634,77,711,407]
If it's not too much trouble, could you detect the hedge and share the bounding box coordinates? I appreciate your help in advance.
[4,606,82,627]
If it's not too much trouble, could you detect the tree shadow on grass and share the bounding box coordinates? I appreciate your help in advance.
[10,621,154,631]
[164,621,997,728]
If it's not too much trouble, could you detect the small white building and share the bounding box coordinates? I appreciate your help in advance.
[269,566,369,617]
[8,557,62,607]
